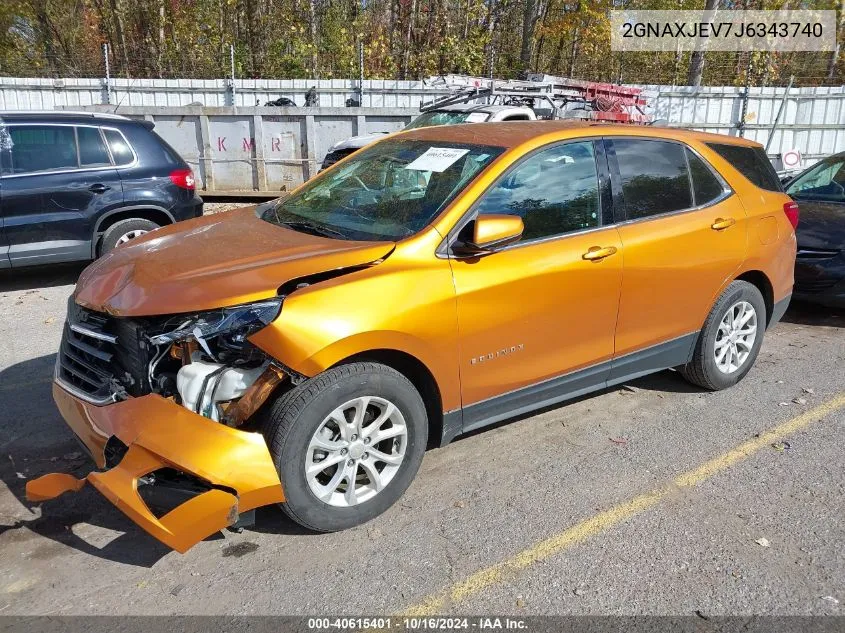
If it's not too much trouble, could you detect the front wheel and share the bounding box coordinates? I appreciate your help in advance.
[680,280,767,391]
[264,362,428,532]
[99,218,160,255]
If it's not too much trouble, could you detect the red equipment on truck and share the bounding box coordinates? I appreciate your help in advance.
[423,73,653,124]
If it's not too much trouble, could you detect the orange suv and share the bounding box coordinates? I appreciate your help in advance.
[29,122,796,552]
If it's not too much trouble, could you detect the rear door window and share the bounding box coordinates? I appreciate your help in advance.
[707,143,782,192]
[8,125,78,174]
[102,128,135,166]
[611,139,693,219]
[686,148,726,206]
[77,126,111,167]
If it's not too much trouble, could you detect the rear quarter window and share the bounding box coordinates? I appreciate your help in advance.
[686,148,726,206]
[103,128,135,166]
[707,143,782,192]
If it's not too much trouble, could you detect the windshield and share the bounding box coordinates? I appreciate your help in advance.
[403,110,490,130]
[786,158,845,202]
[260,139,503,241]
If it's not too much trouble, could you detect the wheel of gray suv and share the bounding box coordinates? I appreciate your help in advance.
[680,280,766,391]
[99,218,160,255]
[263,362,428,532]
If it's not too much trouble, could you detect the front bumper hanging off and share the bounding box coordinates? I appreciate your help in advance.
[26,383,285,553]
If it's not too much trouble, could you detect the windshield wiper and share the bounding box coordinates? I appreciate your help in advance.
[278,220,349,240]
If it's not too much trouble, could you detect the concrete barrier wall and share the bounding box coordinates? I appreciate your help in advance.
[69,106,415,195]
[63,101,845,196]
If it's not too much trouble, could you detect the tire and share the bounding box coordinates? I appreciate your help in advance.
[264,362,428,532]
[99,218,160,255]
[680,280,767,391]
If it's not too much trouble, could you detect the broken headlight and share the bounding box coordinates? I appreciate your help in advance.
[148,298,283,349]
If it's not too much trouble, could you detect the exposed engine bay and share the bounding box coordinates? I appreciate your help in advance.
[144,299,287,426]
[57,297,290,428]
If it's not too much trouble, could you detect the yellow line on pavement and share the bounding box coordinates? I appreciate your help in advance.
[403,392,845,616]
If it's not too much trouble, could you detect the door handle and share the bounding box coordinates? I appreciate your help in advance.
[711,217,736,230]
[89,183,110,194]
[582,246,618,261]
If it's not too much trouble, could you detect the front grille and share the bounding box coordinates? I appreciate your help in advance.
[57,299,151,403]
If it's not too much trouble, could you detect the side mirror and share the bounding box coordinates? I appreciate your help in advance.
[454,214,524,256]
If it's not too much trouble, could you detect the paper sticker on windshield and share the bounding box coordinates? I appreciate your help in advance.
[405,147,470,173]
[465,112,488,123]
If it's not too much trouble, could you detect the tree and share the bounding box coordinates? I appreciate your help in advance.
[686,0,720,87]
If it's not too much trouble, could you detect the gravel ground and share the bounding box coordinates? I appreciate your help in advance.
[0,258,843,616]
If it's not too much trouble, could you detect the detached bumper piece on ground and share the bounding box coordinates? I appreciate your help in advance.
[27,384,284,553]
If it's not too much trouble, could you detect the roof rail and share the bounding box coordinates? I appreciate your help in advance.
[0,110,131,120]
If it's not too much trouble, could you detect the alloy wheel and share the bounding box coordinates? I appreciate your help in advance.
[305,396,408,507]
[115,229,148,245]
[714,300,758,374]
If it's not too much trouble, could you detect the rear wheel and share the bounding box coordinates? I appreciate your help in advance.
[264,362,428,532]
[680,280,766,390]
[99,218,160,255]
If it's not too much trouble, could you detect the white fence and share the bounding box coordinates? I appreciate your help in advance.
[1,75,843,169]
[0,77,433,109]
[638,84,844,164]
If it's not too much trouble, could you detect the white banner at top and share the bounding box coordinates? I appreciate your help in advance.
[610,10,837,52]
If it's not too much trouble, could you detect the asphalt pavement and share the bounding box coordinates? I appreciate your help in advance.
[0,262,843,616]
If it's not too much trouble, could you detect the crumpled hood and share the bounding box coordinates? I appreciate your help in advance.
[75,207,394,316]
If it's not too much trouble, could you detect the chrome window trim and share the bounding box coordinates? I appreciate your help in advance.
[0,122,138,178]
[496,221,616,252]
[614,188,734,229]
[438,136,608,258]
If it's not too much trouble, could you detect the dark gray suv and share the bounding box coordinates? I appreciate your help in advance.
[0,111,203,268]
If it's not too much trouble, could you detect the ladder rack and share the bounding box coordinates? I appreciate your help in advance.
[421,74,652,124]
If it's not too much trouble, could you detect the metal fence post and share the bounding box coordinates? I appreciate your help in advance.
[765,75,794,153]
[102,43,111,105]
[737,55,753,138]
[358,41,365,106]
[304,114,317,180]
[230,44,237,108]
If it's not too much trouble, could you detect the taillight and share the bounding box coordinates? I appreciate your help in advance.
[169,168,195,190]
[783,200,799,230]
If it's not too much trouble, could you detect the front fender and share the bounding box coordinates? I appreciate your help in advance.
[247,257,462,412]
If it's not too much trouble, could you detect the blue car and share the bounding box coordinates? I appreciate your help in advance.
[785,152,845,308]
[0,111,203,268]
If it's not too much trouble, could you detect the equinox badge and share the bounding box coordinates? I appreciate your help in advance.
[471,344,525,365]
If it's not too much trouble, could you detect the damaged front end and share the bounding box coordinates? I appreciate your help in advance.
[27,297,290,553]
